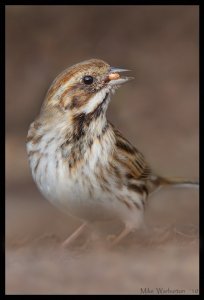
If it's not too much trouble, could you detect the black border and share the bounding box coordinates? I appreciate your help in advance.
[3,2,201,296]
[1,3,5,298]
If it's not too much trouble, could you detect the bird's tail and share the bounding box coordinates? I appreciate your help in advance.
[158,176,199,189]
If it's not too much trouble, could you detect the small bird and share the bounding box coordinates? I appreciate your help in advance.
[26,58,198,246]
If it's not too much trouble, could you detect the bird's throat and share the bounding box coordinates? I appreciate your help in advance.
[71,92,110,142]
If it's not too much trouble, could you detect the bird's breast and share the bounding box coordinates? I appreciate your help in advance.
[26,126,116,219]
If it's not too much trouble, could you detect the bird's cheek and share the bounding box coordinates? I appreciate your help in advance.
[59,93,92,112]
[59,95,72,111]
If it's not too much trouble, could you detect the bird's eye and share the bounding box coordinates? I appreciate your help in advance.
[83,75,94,85]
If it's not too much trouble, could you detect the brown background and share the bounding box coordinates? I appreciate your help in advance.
[6,5,199,295]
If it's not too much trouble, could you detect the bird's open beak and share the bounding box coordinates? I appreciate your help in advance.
[107,67,134,85]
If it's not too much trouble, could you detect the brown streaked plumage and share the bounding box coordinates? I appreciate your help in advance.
[26,58,199,247]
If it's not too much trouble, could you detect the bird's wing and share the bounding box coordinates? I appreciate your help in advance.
[111,125,152,181]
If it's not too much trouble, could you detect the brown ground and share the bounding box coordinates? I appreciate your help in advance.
[6,5,199,295]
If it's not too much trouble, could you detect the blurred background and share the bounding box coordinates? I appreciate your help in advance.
[6,5,199,295]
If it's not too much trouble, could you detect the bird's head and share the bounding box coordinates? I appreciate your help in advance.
[42,58,133,118]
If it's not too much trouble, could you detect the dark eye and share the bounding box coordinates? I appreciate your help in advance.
[83,75,94,85]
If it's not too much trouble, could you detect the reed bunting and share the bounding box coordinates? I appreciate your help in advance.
[26,59,198,246]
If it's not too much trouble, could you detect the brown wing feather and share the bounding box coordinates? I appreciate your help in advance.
[112,125,152,181]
